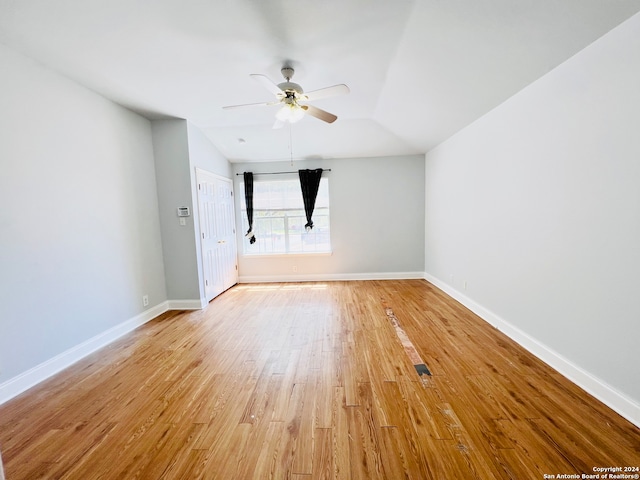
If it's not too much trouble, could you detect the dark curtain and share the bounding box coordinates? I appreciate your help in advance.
[243,172,256,244]
[298,168,323,231]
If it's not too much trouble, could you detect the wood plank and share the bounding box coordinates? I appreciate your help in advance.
[312,428,333,480]
[271,382,305,478]
[291,380,316,474]
[346,382,385,479]
[332,386,350,480]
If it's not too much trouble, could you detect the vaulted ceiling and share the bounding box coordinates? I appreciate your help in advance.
[2,0,640,163]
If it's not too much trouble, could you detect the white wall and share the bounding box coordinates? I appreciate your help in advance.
[151,119,201,304]
[424,13,640,424]
[0,44,167,394]
[233,155,425,281]
[186,121,232,179]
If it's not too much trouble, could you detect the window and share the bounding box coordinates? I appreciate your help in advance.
[240,177,331,254]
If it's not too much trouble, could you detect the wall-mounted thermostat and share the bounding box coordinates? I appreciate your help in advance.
[177,207,191,217]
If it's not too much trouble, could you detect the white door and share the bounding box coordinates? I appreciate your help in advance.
[196,169,238,302]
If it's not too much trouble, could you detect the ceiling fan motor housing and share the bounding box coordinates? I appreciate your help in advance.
[277,81,304,95]
[278,67,303,95]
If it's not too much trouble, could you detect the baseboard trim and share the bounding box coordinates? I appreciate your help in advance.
[239,271,426,283]
[423,272,640,428]
[0,302,170,405]
[167,299,207,310]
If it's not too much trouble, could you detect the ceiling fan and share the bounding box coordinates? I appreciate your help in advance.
[223,66,350,128]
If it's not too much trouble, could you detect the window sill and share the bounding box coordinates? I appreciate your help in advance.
[242,251,333,259]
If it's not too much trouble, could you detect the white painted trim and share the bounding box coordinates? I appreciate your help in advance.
[242,252,333,259]
[239,271,426,283]
[194,167,231,183]
[0,302,168,405]
[424,272,640,428]
[167,298,208,310]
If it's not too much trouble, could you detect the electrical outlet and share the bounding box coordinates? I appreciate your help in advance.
[143,295,149,307]
[292,265,298,273]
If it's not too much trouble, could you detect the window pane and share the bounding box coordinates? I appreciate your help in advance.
[249,216,285,253]
[240,177,331,254]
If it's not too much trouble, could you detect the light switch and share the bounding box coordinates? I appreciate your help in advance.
[179,218,186,226]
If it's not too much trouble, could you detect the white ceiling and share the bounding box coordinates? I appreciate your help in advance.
[2,0,640,163]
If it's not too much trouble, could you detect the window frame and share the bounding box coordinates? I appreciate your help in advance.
[239,175,332,256]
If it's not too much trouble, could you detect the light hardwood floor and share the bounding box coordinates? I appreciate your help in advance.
[1,280,638,479]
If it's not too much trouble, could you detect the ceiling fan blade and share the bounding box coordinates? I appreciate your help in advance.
[250,74,283,96]
[303,84,350,101]
[272,118,286,129]
[301,104,337,123]
[222,100,278,110]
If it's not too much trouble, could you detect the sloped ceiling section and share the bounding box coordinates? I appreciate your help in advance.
[375,0,640,153]
[1,0,640,162]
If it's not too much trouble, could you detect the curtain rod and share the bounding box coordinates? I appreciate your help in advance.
[236,169,331,176]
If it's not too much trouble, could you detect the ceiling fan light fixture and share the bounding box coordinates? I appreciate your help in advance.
[276,103,305,123]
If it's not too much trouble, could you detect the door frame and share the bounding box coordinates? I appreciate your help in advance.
[195,168,238,302]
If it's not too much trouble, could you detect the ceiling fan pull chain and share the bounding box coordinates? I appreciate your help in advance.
[289,123,294,167]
